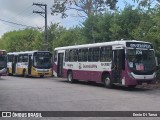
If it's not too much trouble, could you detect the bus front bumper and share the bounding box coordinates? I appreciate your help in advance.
[124,72,156,86]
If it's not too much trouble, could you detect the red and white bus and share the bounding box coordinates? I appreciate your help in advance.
[53,40,157,88]
[0,50,7,76]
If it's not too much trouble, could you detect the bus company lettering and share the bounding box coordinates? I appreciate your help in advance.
[67,64,73,68]
[83,64,97,68]
[79,63,82,69]
[101,63,111,66]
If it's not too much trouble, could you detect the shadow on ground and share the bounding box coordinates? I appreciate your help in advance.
[58,80,153,92]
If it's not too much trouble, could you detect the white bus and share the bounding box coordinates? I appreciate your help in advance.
[7,51,52,77]
[53,40,157,88]
[0,50,7,76]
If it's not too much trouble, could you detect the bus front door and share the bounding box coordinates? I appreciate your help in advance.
[28,55,32,75]
[112,46,125,84]
[57,53,64,77]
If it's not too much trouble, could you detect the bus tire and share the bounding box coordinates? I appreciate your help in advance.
[67,71,74,83]
[103,75,113,88]
[40,75,44,78]
[23,69,27,78]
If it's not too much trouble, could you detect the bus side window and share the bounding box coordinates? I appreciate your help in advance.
[78,49,82,62]
[88,48,92,61]
[18,55,23,62]
[78,48,88,62]
[83,49,88,61]
[100,46,112,62]
[69,49,78,62]
[7,55,13,62]
[23,55,28,62]
[54,50,57,62]
[88,47,99,62]
[65,50,69,62]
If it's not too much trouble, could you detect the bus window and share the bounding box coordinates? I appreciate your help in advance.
[78,48,88,62]
[69,49,78,62]
[65,50,69,62]
[100,46,112,62]
[54,50,57,62]
[23,55,28,62]
[34,56,52,68]
[18,55,23,62]
[88,47,99,62]
[0,56,6,68]
[7,55,14,62]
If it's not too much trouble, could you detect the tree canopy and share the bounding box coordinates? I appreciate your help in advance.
[51,0,118,18]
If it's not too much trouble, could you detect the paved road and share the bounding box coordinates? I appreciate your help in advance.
[0,76,160,120]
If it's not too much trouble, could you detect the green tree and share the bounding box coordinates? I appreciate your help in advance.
[51,0,118,18]
[53,27,86,49]
[82,13,114,43]
[116,6,141,39]
[0,28,42,52]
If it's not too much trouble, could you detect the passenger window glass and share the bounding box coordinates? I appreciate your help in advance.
[69,49,78,62]
[65,50,69,62]
[88,47,99,62]
[54,50,57,62]
[100,46,112,62]
[78,49,88,62]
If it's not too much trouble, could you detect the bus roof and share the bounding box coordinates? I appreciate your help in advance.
[54,40,152,50]
[0,50,6,55]
[7,50,51,55]
[0,50,6,51]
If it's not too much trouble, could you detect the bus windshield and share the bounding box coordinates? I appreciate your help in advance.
[127,49,156,72]
[33,52,52,69]
[0,55,7,68]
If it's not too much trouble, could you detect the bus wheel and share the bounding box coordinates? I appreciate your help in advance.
[40,75,44,78]
[103,75,113,88]
[23,70,27,78]
[67,71,74,83]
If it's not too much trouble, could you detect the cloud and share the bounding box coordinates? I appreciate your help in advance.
[0,0,65,37]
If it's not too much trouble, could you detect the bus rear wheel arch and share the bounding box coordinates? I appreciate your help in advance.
[40,75,44,78]
[67,71,75,83]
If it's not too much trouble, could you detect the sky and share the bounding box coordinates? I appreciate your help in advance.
[0,0,136,38]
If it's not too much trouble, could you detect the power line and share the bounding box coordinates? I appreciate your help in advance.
[0,18,37,28]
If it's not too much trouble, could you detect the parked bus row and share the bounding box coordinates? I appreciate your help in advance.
[0,40,158,88]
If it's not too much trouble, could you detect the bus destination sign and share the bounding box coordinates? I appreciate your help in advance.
[126,42,153,49]
[36,52,51,56]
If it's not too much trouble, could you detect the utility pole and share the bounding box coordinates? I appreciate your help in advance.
[33,3,48,51]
